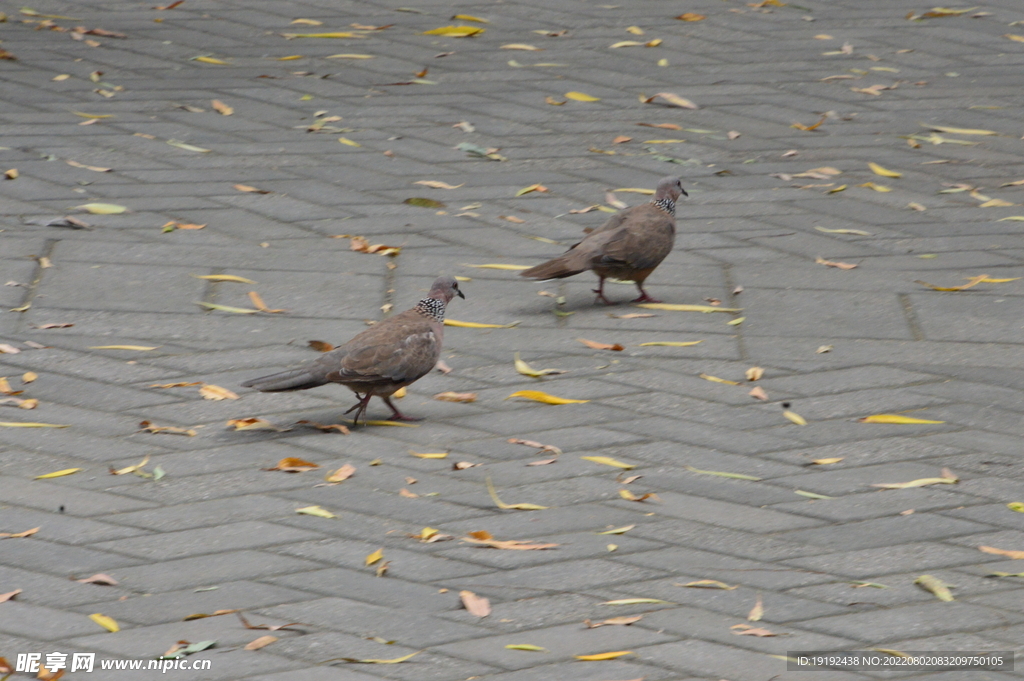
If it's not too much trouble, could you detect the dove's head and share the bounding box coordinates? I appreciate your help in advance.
[655,176,687,201]
[428,275,466,303]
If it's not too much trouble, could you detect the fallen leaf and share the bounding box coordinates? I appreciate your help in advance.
[460,590,491,617]
[745,367,765,381]
[422,25,484,37]
[486,476,548,510]
[791,115,827,131]
[680,580,737,590]
[783,410,808,426]
[244,635,278,650]
[414,180,464,190]
[914,574,954,601]
[619,489,660,502]
[433,391,477,402]
[282,31,366,39]
[685,465,761,481]
[454,461,480,470]
[0,377,19,394]
[66,159,111,172]
[859,414,945,424]
[575,651,633,661]
[325,53,374,59]
[166,139,211,152]
[506,390,588,405]
[815,257,858,269]
[233,184,271,194]
[0,589,21,602]
[502,43,542,50]
[637,303,741,313]
[979,199,1015,208]
[76,202,126,214]
[461,534,558,550]
[601,598,670,605]
[586,615,643,628]
[997,216,1024,221]
[1007,502,1024,513]
[576,338,624,351]
[676,12,706,20]
[210,99,233,115]
[35,468,81,479]
[324,651,422,664]
[731,624,779,637]
[200,384,239,400]
[1006,34,1024,43]
[452,13,488,22]
[748,595,764,621]
[163,221,206,232]
[979,545,1024,559]
[859,182,892,192]
[265,457,319,473]
[610,40,645,48]
[749,386,769,401]
[296,505,336,518]
[409,451,448,460]
[643,92,699,109]
[515,183,549,197]
[89,613,119,632]
[247,291,286,314]
[508,438,563,455]
[111,455,150,476]
[872,475,958,489]
[192,55,229,65]
[815,226,873,236]
[77,574,118,585]
[514,352,566,377]
[610,313,656,319]
[868,162,902,178]
[193,274,256,284]
[699,373,740,386]
[816,345,833,354]
[182,608,241,621]
[597,525,635,536]
[506,644,547,652]
[140,420,197,436]
[0,527,40,539]
[582,456,635,470]
[226,417,283,432]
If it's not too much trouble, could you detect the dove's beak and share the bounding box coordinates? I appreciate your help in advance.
[457,289,466,299]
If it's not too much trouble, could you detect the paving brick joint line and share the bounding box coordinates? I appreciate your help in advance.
[2,0,1024,679]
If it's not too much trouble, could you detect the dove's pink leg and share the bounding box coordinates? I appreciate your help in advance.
[631,283,661,304]
[383,396,422,422]
[344,392,374,425]
[592,276,616,305]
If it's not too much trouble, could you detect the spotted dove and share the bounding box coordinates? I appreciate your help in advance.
[519,176,686,304]
[240,276,464,424]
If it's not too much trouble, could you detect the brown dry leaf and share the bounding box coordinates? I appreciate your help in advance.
[527,458,557,466]
[344,235,401,257]
[183,608,241,621]
[676,12,705,21]
[792,114,827,131]
[234,184,271,194]
[642,92,699,109]
[227,417,285,432]
[200,384,239,400]
[460,590,491,617]
[0,527,39,539]
[325,464,355,482]
[399,488,419,498]
[508,438,563,455]
[432,391,477,403]
[77,573,118,585]
[248,291,286,313]
[745,367,764,381]
[245,635,278,650]
[852,84,892,95]
[139,420,197,436]
[236,612,303,631]
[915,274,989,291]
[461,534,559,550]
[577,338,624,351]
[612,135,632,144]
[619,489,659,502]
[0,589,22,603]
[815,257,858,270]
[748,594,764,621]
[979,545,1024,560]
[265,457,319,473]
[585,614,643,628]
[731,623,778,637]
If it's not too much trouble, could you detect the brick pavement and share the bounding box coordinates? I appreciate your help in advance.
[2,0,1024,679]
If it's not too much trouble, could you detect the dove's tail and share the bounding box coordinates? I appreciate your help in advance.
[240,368,327,392]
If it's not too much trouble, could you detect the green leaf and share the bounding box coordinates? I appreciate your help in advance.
[76,203,127,214]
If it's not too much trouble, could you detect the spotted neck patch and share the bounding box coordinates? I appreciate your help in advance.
[652,197,676,216]
[415,297,446,323]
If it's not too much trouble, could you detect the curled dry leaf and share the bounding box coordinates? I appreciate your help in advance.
[264,457,319,472]
[140,420,197,436]
[445,319,520,328]
[979,545,1024,560]
[871,474,958,489]
[462,532,558,550]
[248,291,286,313]
[325,464,355,482]
[200,384,239,400]
[514,352,567,377]
[575,651,634,661]
[748,595,764,621]
[433,391,477,403]
[745,367,764,381]
[110,455,150,476]
[410,450,447,459]
[0,589,22,602]
[783,410,808,426]
[680,579,737,590]
[399,488,419,498]
[731,624,779,637]
[453,461,479,470]
[35,468,82,479]
[914,574,954,601]
[581,456,635,470]
[576,338,624,351]
[506,390,588,405]
[508,438,562,455]
[915,274,989,292]
[234,184,271,194]
[859,414,944,424]
[700,373,740,386]
[642,92,699,109]
[586,614,643,628]
[815,257,858,269]
[816,345,833,354]
[619,489,659,502]
[685,465,761,481]
[0,527,40,539]
[460,590,491,617]
[77,573,118,585]
[486,476,547,510]
[245,635,278,650]
[227,417,285,432]
[296,505,336,518]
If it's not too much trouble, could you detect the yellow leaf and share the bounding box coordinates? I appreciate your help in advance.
[859,182,892,192]
[35,467,81,478]
[515,183,548,196]
[89,345,159,351]
[915,574,954,601]
[192,274,256,284]
[277,55,304,60]
[979,277,1021,283]
[643,139,687,144]
[195,302,260,314]
[365,548,384,566]
[22,372,38,384]
[815,226,872,236]
[926,124,998,136]
[597,525,635,535]
[626,25,645,35]
[859,414,945,424]
[812,457,844,465]
[645,39,662,47]
[727,317,745,326]
[745,367,764,381]
[89,613,119,632]
[514,352,566,378]
[506,390,589,405]
[211,99,233,115]
[680,580,737,590]
[1007,502,1024,512]
[445,319,519,328]
[619,489,660,502]
[868,162,902,178]
[112,455,150,476]
[783,410,807,425]
[328,651,422,664]
[979,199,1014,208]
[291,18,323,25]
[325,53,375,59]
[872,476,958,489]
[575,651,633,661]
[827,184,848,193]
[685,466,761,481]
[638,341,703,347]
[338,137,361,147]
[637,303,741,313]
[581,456,636,470]
[282,32,366,38]
[462,263,532,270]
[748,595,764,621]
[193,56,229,65]
[200,384,239,400]
[421,26,485,37]
[501,43,542,50]
[565,91,600,102]
[610,41,644,48]
[76,202,127,214]
[505,644,547,652]
[979,545,1024,559]
[1006,34,1024,43]
[486,476,548,510]
[647,92,699,109]
[410,450,448,459]
[296,505,337,518]
[360,420,419,427]
[997,216,1024,221]
[699,373,739,385]
[453,14,489,23]
[601,598,670,605]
